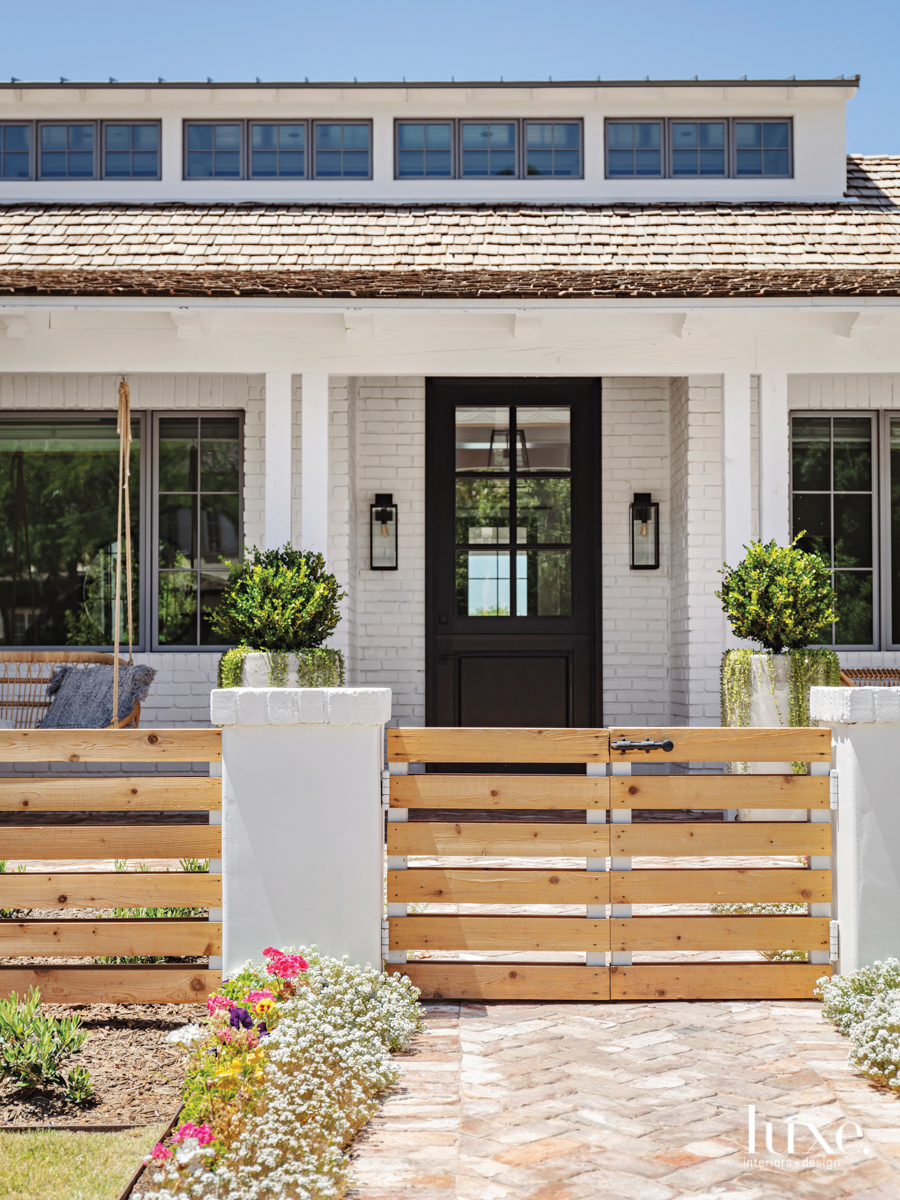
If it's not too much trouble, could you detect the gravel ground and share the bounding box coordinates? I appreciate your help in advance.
[0,1003,205,1127]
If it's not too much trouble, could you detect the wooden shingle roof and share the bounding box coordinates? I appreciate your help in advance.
[2,156,900,299]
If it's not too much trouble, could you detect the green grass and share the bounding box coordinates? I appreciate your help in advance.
[0,1125,164,1200]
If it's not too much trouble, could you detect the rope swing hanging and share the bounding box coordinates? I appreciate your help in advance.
[110,378,134,727]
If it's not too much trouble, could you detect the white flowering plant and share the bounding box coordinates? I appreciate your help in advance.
[135,945,422,1200]
[816,957,900,1034]
[846,988,900,1090]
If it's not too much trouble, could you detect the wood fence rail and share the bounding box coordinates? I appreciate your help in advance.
[385,725,834,1002]
[0,728,222,1004]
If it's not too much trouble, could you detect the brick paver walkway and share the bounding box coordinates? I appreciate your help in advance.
[348,999,900,1199]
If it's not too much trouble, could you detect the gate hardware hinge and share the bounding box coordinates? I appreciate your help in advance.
[830,919,840,962]
[830,769,839,810]
[612,738,674,754]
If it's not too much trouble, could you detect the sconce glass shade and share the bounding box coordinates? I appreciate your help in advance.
[630,492,659,570]
[370,493,398,570]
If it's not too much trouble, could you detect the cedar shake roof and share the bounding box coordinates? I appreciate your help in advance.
[2,155,900,299]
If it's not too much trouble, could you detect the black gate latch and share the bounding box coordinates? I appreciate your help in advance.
[611,738,674,754]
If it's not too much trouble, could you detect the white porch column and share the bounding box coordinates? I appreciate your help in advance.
[301,371,329,558]
[264,372,293,549]
[721,372,753,568]
[758,372,791,546]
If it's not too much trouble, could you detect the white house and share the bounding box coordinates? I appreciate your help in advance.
[0,73,895,731]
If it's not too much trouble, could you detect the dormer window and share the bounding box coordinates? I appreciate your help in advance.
[395,119,582,180]
[606,118,792,179]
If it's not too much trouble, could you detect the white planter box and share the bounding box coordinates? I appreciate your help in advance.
[240,650,343,688]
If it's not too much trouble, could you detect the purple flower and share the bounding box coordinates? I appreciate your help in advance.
[257,1022,269,1038]
[229,1006,252,1030]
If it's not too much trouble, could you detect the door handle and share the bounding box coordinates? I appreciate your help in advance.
[611,738,674,754]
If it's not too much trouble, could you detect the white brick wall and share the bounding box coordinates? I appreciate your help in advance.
[669,376,724,726]
[601,378,671,725]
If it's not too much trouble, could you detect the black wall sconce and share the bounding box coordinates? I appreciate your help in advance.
[630,492,659,570]
[370,493,398,570]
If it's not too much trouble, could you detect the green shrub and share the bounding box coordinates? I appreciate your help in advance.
[716,537,837,653]
[0,987,93,1104]
[206,546,346,652]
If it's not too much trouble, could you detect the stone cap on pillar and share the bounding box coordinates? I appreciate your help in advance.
[810,686,900,724]
[211,687,391,726]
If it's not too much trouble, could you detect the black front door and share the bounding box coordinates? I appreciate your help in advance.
[426,378,601,728]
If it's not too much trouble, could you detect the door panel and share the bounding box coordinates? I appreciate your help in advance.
[426,379,601,728]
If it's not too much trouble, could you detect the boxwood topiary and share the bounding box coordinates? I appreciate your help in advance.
[206,545,347,652]
[715,536,837,654]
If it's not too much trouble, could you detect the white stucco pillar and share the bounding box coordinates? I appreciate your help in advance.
[721,372,753,568]
[758,372,791,546]
[301,371,329,558]
[264,371,293,549]
[211,685,392,974]
[810,686,900,974]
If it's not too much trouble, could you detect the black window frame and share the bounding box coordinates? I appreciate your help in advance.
[605,117,793,179]
[101,121,162,181]
[151,410,244,652]
[790,410,879,651]
[394,118,583,181]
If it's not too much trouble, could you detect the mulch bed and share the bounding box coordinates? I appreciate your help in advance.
[0,1003,205,1127]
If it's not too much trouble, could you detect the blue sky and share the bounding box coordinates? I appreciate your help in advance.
[2,0,896,153]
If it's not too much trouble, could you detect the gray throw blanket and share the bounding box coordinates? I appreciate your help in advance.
[39,664,157,729]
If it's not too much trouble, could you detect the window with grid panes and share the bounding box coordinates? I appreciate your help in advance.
[606,121,663,177]
[792,415,875,646]
[185,123,242,178]
[313,123,370,178]
[103,124,160,179]
[250,123,306,178]
[454,406,571,616]
[0,125,30,179]
[39,124,95,179]
[460,122,516,177]
[156,416,241,646]
[671,121,726,176]
[395,122,453,177]
[735,121,790,176]
[524,122,581,177]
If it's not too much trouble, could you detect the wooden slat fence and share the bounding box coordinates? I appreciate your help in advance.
[386,725,833,1001]
[0,728,222,1004]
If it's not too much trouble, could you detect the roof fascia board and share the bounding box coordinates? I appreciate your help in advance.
[0,77,861,91]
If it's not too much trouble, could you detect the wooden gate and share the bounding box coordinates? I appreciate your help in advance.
[386,726,833,1001]
[0,728,222,1004]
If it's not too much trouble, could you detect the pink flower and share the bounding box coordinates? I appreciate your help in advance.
[150,1143,173,1161]
[206,994,230,1016]
[172,1121,214,1146]
[245,990,274,1004]
[263,948,309,979]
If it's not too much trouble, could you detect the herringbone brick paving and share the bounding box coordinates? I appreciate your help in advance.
[348,1000,900,1199]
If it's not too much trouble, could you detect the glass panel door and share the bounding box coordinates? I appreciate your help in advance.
[454,405,571,618]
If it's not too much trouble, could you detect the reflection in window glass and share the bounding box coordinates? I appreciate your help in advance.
[516,407,570,469]
[0,419,140,646]
[516,478,570,543]
[158,416,241,645]
[250,123,305,178]
[525,123,581,177]
[455,478,514,546]
[185,124,241,179]
[40,124,95,179]
[791,415,874,646]
[456,549,511,616]
[461,123,516,177]
[455,407,511,470]
[515,550,571,616]
[606,122,662,177]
